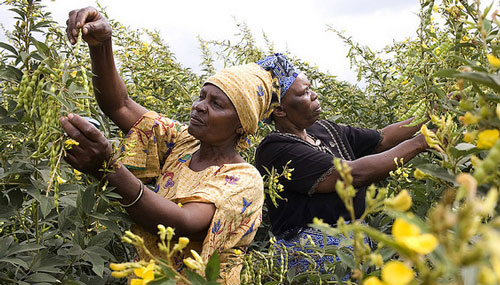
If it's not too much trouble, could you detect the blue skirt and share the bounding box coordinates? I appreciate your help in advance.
[274,226,368,280]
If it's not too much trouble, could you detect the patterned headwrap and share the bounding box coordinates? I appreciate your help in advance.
[205,63,273,150]
[256,53,300,107]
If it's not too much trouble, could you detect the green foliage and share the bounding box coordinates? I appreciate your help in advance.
[2,0,500,283]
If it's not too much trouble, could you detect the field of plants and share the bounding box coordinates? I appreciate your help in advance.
[1,0,500,284]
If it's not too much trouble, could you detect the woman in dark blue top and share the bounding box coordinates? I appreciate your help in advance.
[254,54,429,274]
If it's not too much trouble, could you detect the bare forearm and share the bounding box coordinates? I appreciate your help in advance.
[89,40,147,132]
[349,135,427,187]
[106,165,211,240]
[376,118,423,152]
[315,135,427,193]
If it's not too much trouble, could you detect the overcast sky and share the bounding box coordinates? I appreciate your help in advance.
[1,0,421,84]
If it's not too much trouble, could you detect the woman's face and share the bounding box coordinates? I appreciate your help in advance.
[279,73,321,129]
[188,84,242,146]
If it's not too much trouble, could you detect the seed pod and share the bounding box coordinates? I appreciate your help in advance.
[400,99,423,121]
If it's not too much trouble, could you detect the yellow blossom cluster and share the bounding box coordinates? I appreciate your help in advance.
[393,218,438,255]
[363,261,414,285]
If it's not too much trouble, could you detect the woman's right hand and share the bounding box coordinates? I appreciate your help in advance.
[66,7,112,47]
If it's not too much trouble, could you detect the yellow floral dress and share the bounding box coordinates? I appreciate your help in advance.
[120,111,264,284]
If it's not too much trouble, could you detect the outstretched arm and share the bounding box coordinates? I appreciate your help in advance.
[66,7,147,132]
[315,134,427,193]
[60,113,215,239]
[375,118,424,153]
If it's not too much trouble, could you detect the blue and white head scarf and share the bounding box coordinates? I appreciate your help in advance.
[256,53,299,105]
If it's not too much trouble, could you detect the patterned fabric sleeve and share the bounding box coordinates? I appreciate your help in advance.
[120,111,191,179]
[175,164,264,281]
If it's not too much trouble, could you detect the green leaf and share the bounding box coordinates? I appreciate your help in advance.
[185,270,206,285]
[205,251,220,282]
[336,249,355,269]
[436,70,500,93]
[5,243,45,257]
[0,257,28,268]
[88,231,114,247]
[0,236,13,257]
[81,185,95,215]
[0,42,18,56]
[27,272,59,282]
[39,195,55,218]
[85,246,114,259]
[30,37,49,58]
[434,68,459,77]
[99,219,122,235]
[417,163,457,185]
[83,251,105,278]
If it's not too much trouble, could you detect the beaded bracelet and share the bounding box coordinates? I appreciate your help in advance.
[120,180,144,208]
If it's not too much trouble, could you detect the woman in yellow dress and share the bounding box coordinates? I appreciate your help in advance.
[62,7,276,283]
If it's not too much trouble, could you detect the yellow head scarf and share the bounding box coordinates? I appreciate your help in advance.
[205,63,273,150]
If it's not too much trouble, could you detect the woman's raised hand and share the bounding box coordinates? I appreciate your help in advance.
[66,7,112,46]
[60,114,112,178]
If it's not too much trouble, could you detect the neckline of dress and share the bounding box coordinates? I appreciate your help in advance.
[272,131,321,146]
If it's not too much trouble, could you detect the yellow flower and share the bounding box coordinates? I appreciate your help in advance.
[477,129,500,149]
[422,42,429,49]
[132,260,155,284]
[183,257,203,271]
[64,139,79,150]
[381,261,414,285]
[363,276,384,285]
[393,218,438,254]
[487,54,500,68]
[172,237,189,252]
[111,269,133,278]
[393,218,420,239]
[56,176,67,184]
[421,125,443,153]
[402,233,439,254]
[369,253,384,267]
[166,227,174,241]
[233,249,243,255]
[464,131,477,143]
[478,266,496,285]
[385,190,412,212]
[110,263,127,271]
[157,224,167,241]
[462,112,480,125]
[71,70,77,77]
[65,139,79,146]
[73,169,82,181]
[413,168,428,180]
[191,249,204,264]
[491,256,500,282]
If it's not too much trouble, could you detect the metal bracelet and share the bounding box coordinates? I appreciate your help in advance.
[120,180,144,208]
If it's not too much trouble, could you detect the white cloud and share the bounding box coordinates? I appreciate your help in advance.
[1,0,421,85]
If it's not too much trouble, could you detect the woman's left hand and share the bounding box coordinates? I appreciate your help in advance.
[60,113,112,178]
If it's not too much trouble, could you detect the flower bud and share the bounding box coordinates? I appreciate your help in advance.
[172,237,190,252]
[385,189,412,212]
[369,253,384,267]
[191,249,204,264]
[183,257,203,271]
